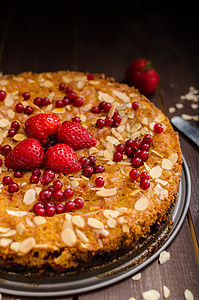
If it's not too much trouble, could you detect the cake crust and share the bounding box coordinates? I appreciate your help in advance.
[0,71,182,275]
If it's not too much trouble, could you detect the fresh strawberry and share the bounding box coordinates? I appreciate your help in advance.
[45,143,81,174]
[58,121,97,150]
[5,138,44,171]
[125,58,159,95]
[25,113,60,145]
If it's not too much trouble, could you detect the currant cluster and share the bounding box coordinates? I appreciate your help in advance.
[91,101,122,129]
[33,179,84,217]
[129,169,150,190]
[57,84,84,107]
[7,121,20,137]
[79,155,105,177]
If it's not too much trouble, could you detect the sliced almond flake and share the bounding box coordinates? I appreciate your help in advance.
[184,289,194,300]
[129,189,141,196]
[159,189,168,200]
[106,141,114,152]
[108,104,116,119]
[112,89,130,103]
[0,238,12,247]
[52,108,66,114]
[87,218,104,229]
[149,121,156,131]
[154,183,163,195]
[118,161,132,166]
[144,162,150,171]
[0,229,16,237]
[155,115,165,122]
[169,106,176,113]
[155,178,168,186]
[117,216,126,224]
[70,180,79,187]
[111,128,123,140]
[79,114,87,122]
[140,127,150,135]
[88,80,100,85]
[149,166,162,178]
[96,188,117,197]
[89,146,98,155]
[106,135,120,145]
[107,218,116,228]
[159,250,170,264]
[19,237,36,254]
[7,109,15,119]
[162,158,173,170]
[5,95,14,107]
[0,118,10,128]
[44,104,53,111]
[81,175,90,181]
[131,131,141,140]
[16,223,25,235]
[115,207,128,212]
[131,273,141,280]
[163,285,170,299]
[33,216,46,225]
[62,76,72,83]
[75,229,89,243]
[6,210,27,217]
[142,289,160,300]
[122,224,130,233]
[168,153,178,164]
[141,117,148,125]
[13,76,23,82]
[98,91,115,103]
[0,227,10,233]
[117,125,125,133]
[61,228,77,246]
[117,103,127,111]
[77,80,85,89]
[127,110,135,119]
[65,213,72,221]
[131,123,141,134]
[23,189,36,205]
[103,149,113,160]
[0,79,9,85]
[71,215,85,228]
[26,217,34,227]
[34,244,59,251]
[128,298,137,300]
[14,133,27,142]
[10,241,21,252]
[43,80,53,87]
[93,228,109,237]
[103,209,119,218]
[134,196,148,211]
[151,149,163,158]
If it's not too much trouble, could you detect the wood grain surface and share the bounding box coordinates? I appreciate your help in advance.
[0,1,198,299]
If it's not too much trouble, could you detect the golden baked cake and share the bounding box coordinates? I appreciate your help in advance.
[0,71,182,275]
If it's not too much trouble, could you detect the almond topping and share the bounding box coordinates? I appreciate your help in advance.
[33,216,47,225]
[87,218,104,229]
[0,118,10,128]
[149,166,162,178]
[98,91,115,103]
[75,229,89,243]
[112,90,130,103]
[23,189,36,205]
[61,228,77,246]
[16,223,25,235]
[168,153,178,164]
[0,227,10,233]
[0,238,12,247]
[6,210,27,217]
[134,196,148,211]
[52,108,66,114]
[10,241,21,252]
[43,80,53,87]
[71,215,85,228]
[107,218,116,228]
[13,133,27,141]
[96,188,117,197]
[162,158,173,170]
[0,229,16,237]
[103,209,119,218]
[19,237,36,254]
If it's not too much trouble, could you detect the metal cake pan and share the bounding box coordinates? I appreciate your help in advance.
[0,155,191,297]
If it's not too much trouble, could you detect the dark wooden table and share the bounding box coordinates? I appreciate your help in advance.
[0,1,198,299]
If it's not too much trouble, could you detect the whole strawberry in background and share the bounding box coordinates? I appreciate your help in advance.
[25,113,60,145]
[5,138,44,171]
[125,58,160,95]
[45,143,81,174]
[58,121,97,150]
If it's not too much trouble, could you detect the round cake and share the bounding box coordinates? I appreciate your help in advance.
[0,71,182,276]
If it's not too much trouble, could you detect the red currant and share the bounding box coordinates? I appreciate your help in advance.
[73,97,84,107]
[55,202,65,214]
[143,134,153,144]
[113,152,123,162]
[95,177,105,187]
[96,119,105,129]
[45,203,56,217]
[64,188,74,199]
[74,198,84,209]
[8,182,19,193]
[140,172,149,180]
[129,169,140,181]
[2,176,13,185]
[91,106,100,114]
[22,92,30,100]
[132,101,139,110]
[0,90,6,101]
[65,201,76,212]
[131,157,143,168]
[83,166,94,177]
[15,103,24,113]
[154,123,164,133]
[140,179,150,190]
